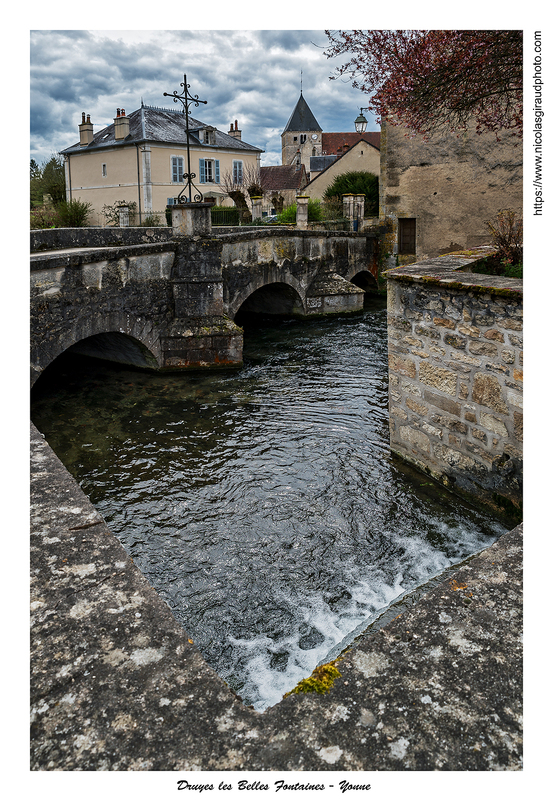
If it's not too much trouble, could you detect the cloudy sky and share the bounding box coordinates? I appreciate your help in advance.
[30,29,381,166]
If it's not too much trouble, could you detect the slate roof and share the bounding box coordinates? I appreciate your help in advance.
[60,104,263,154]
[321,131,380,155]
[282,93,322,133]
[310,155,337,173]
[260,164,307,191]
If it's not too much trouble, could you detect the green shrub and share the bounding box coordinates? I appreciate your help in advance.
[55,199,93,227]
[323,171,379,215]
[277,199,324,224]
[211,206,240,226]
[30,204,59,229]
[141,214,164,227]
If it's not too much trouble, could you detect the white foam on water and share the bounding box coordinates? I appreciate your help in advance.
[226,522,501,712]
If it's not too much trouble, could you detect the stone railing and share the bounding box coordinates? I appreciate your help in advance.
[30,226,173,253]
[384,249,522,520]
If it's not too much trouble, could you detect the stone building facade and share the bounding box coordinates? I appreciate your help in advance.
[379,119,523,264]
[385,252,522,521]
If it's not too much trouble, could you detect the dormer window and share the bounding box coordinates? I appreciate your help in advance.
[202,126,216,145]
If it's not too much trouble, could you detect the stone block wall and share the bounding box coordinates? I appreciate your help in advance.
[385,254,522,520]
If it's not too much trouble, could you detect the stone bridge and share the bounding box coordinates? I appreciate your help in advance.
[30,219,379,384]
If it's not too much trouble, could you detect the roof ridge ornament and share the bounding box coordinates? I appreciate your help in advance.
[163,74,208,203]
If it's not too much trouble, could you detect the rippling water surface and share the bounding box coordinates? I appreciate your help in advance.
[31,301,506,710]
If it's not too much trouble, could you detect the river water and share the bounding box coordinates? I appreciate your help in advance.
[31,300,507,710]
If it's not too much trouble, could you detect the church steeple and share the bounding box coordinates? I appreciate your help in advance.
[281,92,322,176]
[282,92,322,135]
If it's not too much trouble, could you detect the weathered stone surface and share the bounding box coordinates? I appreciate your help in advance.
[419,362,457,395]
[469,341,498,357]
[472,373,509,414]
[399,425,431,453]
[385,254,522,517]
[480,412,509,438]
[30,424,523,771]
[406,397,428,415]
[389,353,416,378]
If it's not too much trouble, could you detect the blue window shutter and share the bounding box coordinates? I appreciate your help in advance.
[172,157,184,182]
[233,160,243,184]
[199,159,206,183]
[215,160,220,183]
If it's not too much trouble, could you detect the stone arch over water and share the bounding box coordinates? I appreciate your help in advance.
[348,269,380,306]
[31,313,163,386]
[232,280,306,323]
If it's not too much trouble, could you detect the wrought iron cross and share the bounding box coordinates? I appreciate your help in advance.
[164,74,207,203]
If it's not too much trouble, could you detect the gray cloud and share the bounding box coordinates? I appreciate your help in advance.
[30,29,379,165]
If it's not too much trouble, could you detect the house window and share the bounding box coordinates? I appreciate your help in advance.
[199,158,220,184]
[171,156,184,183]
[233,160,243,184]
[300,134,306,144]
[398,218,417,254]
[101,164,107,177]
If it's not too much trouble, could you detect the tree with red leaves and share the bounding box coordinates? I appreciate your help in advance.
[325,30,522,139]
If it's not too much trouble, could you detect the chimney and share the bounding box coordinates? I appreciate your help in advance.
[114,107,130,140]
[228,119,242,140]
[79,112,94,146]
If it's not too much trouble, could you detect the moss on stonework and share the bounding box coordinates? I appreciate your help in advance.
[389,273,521,298]
[283,660,342,697]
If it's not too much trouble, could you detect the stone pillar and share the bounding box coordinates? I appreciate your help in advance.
[342,193,354,220]
[118,205,130,227]
[251,197,263,222]
[353,194,365,221]
[296,195,309,230]
[343,194,365,231]
[170,202,213,237]
[161,235,243,370]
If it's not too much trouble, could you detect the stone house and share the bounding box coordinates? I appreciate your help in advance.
[60,105,263,226]
[259,164,308,215]
[379,118,523,263]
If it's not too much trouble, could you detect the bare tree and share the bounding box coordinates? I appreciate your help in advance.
[221,163,269,222]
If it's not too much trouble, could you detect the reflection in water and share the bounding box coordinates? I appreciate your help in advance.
[31,301,506,710]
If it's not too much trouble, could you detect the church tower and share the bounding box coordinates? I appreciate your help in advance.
[281,92,322,178]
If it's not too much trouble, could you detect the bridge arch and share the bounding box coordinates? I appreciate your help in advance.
[230,279,306,322]
[346,268,380,308]
[31,312,163,386]
[349,269,379,293]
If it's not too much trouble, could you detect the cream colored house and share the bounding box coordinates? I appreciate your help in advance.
[301,138,380,202]
[60,105,263,225]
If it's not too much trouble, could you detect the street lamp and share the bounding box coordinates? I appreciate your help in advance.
[163,74,207,203]
[354,108,369,133]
